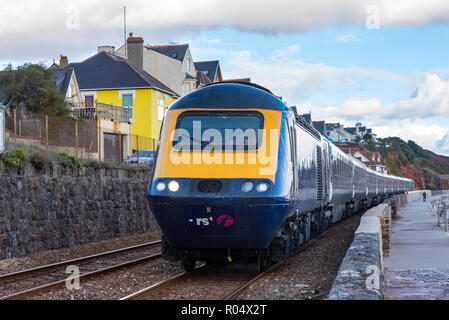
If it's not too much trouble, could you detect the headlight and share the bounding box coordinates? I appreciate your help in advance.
[155,181,166,191]
[256,182,269,192]
[168,180,180,192]
[241,181,254,192]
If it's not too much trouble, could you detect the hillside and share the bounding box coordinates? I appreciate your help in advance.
[362,137,449,190]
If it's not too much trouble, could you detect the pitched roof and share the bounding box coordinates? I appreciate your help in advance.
[345,127,357,134]
[194,61,219,83]
[300,113,311,125]
[51,68,73,97]
[197,70,213,85]
[66,51,178,96]
[312,121,326,135]
[146,44,189,62]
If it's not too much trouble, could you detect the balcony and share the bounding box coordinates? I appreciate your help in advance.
[71,101,131,123]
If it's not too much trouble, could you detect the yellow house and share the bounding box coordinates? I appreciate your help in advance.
[66,51,178,153]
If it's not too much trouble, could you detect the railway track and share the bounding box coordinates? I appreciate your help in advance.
[120,262,281,300]
[0,240,162,300]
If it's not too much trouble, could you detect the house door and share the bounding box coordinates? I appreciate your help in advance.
[103,133,121,166]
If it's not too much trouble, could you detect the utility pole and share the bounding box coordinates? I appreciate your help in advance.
[124,6,127,59]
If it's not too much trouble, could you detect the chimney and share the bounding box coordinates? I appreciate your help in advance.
[60,55,68,67]
[98,46,115,54]
[126,32,144,70]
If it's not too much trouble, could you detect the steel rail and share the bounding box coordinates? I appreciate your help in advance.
[0,240,161,281]
[120,263,207,300]
[0,252,162,300]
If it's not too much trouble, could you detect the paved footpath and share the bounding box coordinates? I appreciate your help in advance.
[384,197,449,299]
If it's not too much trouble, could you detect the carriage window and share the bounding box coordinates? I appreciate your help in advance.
[173,111,264,150]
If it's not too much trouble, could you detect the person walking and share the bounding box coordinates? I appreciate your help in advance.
[423,192,427,202]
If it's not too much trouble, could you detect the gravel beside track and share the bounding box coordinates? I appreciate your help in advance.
[29,258,183,300]
[0,241,162,298]
[0,232,161,275]
[235,212,362,300]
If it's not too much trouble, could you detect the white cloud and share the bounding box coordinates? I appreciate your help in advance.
[213,45,404,104]
[385,74,449,119]
[3,0,449,60]
[339,97,382,119]
[335,34,362,43]
[436,133,449,155]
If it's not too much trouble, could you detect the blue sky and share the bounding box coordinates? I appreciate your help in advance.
[1,0,449,155]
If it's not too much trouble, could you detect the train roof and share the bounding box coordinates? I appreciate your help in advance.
[167,82,290,111]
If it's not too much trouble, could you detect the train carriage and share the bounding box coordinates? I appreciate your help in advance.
[147,82,414,272]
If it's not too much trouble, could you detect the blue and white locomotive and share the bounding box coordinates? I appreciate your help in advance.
[147,82,414,272]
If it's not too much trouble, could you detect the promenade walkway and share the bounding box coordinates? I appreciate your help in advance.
[384,196,449,299]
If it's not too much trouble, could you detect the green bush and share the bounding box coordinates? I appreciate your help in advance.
[56,152,83,168]
[0,149,27,171]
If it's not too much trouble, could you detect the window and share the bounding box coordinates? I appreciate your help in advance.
[158,98,165,121]
[173,111,264,151]
[84,95,94,107]
[185,83,190,95]
[122,94,133,120]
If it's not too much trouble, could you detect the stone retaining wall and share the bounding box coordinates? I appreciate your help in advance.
[328,194,408,300]
[0,162,156,259]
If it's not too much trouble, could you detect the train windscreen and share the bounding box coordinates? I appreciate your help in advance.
[173,111,264,151]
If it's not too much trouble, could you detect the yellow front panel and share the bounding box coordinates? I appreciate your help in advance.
[154,108,282,182]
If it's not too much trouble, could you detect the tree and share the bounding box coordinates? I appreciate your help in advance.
[0,63,70,116]
[354,135,362,144]
[363,133,373,144]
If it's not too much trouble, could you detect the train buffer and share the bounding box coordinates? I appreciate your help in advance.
[383,194,449,299]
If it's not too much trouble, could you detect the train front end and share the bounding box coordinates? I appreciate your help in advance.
[147,83,292,270]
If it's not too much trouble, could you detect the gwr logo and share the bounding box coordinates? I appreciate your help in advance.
[216,215,234,227]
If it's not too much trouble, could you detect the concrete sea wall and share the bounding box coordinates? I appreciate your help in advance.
[0,162,157,259]
[328,194,409,300]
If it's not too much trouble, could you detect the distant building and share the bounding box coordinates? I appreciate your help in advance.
[51,67,82,105]
[299,113,312,126]
[312,120,326,136]
[338,144,387,173]
[115,34,202,96]
[194,60,223,86]
[65,50,178,163]
[345,122,377,142]
[326,123,354,142]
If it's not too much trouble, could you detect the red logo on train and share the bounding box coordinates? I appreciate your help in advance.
[216,215,234,227]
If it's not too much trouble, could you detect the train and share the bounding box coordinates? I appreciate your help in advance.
[146,81,414,272]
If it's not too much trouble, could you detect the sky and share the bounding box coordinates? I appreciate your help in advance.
[1,0,449,155]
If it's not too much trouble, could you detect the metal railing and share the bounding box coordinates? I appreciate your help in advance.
[71,101,130,123]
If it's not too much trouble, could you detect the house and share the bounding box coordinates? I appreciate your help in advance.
[51,66,82,105]
[312,120,326,136]
[114,34,197,97]
[345,122,377,142]
[64,50,178,163]
[326,123,355,142]
[194,60,223,86]
[338,145,387,173]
